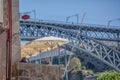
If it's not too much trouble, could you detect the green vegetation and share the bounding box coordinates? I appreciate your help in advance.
[68,56,83,80]
[56,55,120,80]
[97,71,120,80]
[68,56,82,71]
[54,55,97,80]
[87,70,94,75]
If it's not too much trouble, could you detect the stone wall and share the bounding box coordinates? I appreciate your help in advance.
[12,63,63,80]
[0,22,4,34]
[3,0,9,29]
[0,0,20,79]
[0,31,6,80]
[0,0,8,79]
[12,0,21,65]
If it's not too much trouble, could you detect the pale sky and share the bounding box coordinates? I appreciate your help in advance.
[20,0,120,44]
[20,0,120,26]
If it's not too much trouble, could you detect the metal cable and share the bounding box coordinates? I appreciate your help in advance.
[63,13,86,77]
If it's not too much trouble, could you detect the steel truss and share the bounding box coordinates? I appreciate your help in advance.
[61,45,112,72]
[20,20,120,72]
[20,20,120,41]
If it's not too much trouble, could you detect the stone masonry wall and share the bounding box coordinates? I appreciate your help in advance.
[0,0,9,79]
[12,63,63,80]
[0,0,20,79]
[12,0,21,65]
[0,31,6,80]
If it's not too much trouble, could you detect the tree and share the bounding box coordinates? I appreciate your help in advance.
[67,56,83,80]
[97,71,120,80]
[68,56,82,71]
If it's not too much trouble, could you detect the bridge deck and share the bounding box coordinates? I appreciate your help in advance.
[20,20,120,33]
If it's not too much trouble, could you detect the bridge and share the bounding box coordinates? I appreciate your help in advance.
[20,20,120,72]
[20,20,120,41]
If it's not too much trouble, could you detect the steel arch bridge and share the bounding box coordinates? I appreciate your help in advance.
[20,20,120,72]
[20,20,120,41]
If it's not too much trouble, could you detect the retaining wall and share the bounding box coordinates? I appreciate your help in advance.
[12,63,63,80]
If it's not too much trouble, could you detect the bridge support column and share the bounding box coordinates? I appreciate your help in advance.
[39,59,41,64]
[117,33,120,47]
[65,50,68,80]
[50,56,53,65]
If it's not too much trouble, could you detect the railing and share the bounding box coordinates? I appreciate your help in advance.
[20,19,120,29]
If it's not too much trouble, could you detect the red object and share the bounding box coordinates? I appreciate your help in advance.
[22,14,30,20]
[8,0,12,80]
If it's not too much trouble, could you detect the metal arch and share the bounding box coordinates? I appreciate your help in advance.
[20,20,120,42]
[61,45,112,72]
[20,21,120,72]
[68,35,120,72]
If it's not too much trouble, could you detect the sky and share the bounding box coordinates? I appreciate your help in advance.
[20,0,120,26]
[20,0,120,44]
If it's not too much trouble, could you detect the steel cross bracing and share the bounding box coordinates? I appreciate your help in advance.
[61,45,112,72]
[20,20,120,72]
[66,35,120,72]
[20,20,120,41]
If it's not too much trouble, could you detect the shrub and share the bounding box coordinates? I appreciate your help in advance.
[97,71,120,80]
[68,57,81,71]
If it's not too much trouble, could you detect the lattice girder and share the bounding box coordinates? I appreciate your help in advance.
[20,20,120,41]
[20,21,120,72]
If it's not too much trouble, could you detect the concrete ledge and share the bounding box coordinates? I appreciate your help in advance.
[12,63,63,80]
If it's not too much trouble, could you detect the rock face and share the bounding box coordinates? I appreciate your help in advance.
[12,63,63,80]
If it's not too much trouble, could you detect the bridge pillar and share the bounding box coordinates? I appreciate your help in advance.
[117,33,120,47]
